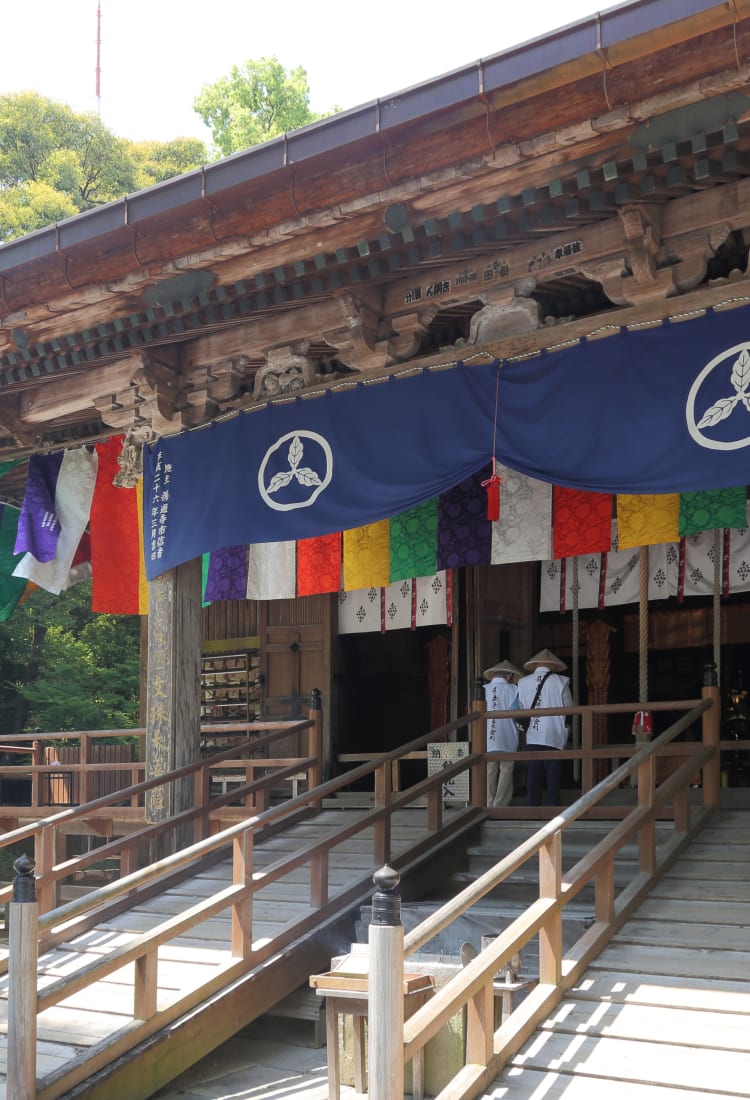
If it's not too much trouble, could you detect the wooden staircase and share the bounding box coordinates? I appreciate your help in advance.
[481,807,750,1099]
[0,805,479,1100]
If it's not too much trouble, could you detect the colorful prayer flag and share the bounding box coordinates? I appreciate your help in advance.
[14,452,64,562]
[14,449,98,595]
[617,494,680,549]
[90,437,145,614]
[491,466,552,564]
[246,542,296,600]
[389,499,438,582]
[679,486,747,536]
[297,533,342,596]
[343,520,390,590]
[437,468,492,569]
[553,486,612,559]
[0,505,36,621]
[205,545,249,601]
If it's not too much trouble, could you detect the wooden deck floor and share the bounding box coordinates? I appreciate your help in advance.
[484,809,750,1099]
[0,806,471,1100]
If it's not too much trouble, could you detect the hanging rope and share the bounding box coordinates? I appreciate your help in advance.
[481,364,506,520]
[639,546,649,703]
[571,556,580,781]
[713,528,722,685]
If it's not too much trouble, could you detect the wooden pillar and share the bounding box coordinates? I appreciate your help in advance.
[146,557,202,852]
[368,866,404,1100]
[7,854,38,1100]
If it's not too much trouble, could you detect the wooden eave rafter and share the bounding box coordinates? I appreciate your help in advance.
[0,0,748,465]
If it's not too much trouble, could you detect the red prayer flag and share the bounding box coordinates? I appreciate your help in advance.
[90,436,142,613]
[553,486,612,559]
[297,532,342,597]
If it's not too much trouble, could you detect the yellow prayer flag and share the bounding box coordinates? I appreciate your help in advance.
[616,493,680,549]
[343,520,390,590]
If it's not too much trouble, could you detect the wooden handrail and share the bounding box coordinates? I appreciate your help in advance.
[393,687,719,1100]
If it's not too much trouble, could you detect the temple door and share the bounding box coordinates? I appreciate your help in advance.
[260,600,332,769]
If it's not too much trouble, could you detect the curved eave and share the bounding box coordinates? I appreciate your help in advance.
[0,0,737,282]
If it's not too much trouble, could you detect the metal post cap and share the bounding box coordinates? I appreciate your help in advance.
[12,852,36,903]
[703,662,718,687]
[371,864,401,926]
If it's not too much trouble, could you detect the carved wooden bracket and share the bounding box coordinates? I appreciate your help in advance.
[252,342,317,399]
[457,277,543,345]
[388,307,439,361]
[322,293,391,373]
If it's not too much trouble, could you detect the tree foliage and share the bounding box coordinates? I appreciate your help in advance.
[194,57,328,157]
[0,583,140,733]
[127,137,207,190]
[0,92,207,241]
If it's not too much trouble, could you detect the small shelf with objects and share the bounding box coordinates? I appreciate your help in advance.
[200,650,263,750]
[201,649,265,800]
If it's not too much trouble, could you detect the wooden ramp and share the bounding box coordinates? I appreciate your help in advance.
[0,804,478,1100]
[484,809,750,1099]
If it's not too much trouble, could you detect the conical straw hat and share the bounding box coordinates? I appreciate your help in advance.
[483,659,522,681]
[523,648,566,672]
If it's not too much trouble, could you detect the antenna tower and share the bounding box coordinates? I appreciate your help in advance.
[96,2,102,115]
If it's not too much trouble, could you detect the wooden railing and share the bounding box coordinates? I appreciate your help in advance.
[1,683,726,1098]
[365,682,720,1100]
[4,707,484,1099]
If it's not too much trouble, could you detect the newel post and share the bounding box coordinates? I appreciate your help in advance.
[7,854,38,1100]
[308,688,323,809]
[702,662,721,810]
[368,865,404,1100]
[471,677,487,809]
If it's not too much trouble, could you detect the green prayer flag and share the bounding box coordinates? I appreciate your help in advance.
[389,498,439,582]
[679,487,747,536]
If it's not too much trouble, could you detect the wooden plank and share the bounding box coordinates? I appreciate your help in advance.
[633,896,750,925]
[569,970,750,1014]
[489,1065,736,1099]
[590,942,750,982]
[649,877,750,902]
[510,1031,750,1094]
[542,999,750,1051]
[612,918,750,951]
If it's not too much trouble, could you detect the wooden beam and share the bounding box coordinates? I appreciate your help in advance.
[146,558,202,853]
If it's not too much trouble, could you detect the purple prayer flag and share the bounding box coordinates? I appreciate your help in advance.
[436,464,492,569]
[205,545,249,601]
[14,453,64,563]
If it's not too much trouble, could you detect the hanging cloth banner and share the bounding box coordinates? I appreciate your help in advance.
[14,452,64,562]
[343,520,391,590]
[91,438,146,614]
[14,449,98,596]
[297,532,342,597]
[679,486,747,536]
[205,545,249,601]
[553,486,612,559]
[491,465,552,564]
[616,493,680,549]
[143,304,750,579]
[246,541,296,600]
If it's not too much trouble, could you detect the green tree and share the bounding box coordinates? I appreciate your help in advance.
[0,179,77,241]
[194,56,329,157]
[0,92,207,242]
[0,92,136,208]
[127,137,207,189]
[0,583,140,733]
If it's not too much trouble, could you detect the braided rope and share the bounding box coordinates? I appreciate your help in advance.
[571,556,580,780]
[713,528,722,685]
[639,546,649,704]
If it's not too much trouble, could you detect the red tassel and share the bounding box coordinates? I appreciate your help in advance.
[481,460,504,522]
[485,475,501,521]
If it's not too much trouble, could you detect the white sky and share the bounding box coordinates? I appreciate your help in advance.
[1,0,621,146]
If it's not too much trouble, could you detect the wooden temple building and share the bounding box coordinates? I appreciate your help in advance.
[1,3,750,1098]
[1,0,750,794]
